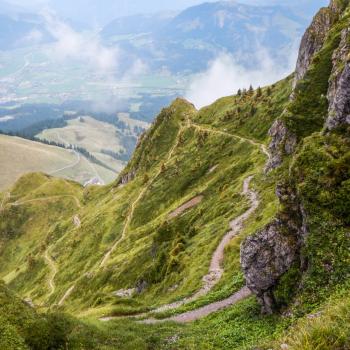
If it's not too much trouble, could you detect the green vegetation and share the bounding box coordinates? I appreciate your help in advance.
[0,2,350,349]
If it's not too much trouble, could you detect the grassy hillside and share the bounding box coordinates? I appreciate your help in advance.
[36,116,132,179]
[0,77,290,306]
[0,134,119,190]
[0,2,349,349]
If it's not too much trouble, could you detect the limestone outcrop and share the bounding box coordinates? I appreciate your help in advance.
[241,220,299,314]
[326,27,350,129]
[241,184,304,314]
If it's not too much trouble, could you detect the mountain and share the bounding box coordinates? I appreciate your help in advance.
[0,133,120,190]
[102,1,309,73]
[0,13,51,50]
[100,12,174,37]
[0,0,349,349]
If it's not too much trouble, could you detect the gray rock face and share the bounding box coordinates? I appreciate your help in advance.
[119,169,136,185]
[241,184,305,314]
[326,27,350,130]
[265,119,297,172]
[293,4,337,89]
[241,220,299,314]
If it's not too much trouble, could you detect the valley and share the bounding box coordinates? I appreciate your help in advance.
[0,0,349,349]
[0,134,113,190]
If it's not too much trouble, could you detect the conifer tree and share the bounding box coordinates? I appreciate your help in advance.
[256,86,262,97]
[248,85,254,96]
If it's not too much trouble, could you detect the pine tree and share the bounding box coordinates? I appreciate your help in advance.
[248,85,254,96]
[256,86,262,97]
[237,89,242,97]
[267,86,272,96]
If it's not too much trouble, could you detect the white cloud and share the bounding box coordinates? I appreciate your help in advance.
[186,46,298,109]
[16,29,44,46]
[42,11,119,73]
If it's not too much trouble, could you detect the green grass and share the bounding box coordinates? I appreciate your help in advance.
[0,4,350,347]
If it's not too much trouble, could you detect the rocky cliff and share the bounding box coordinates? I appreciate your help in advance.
[242,0,350,314]
[266,0,349,172]
[326,26,350,129]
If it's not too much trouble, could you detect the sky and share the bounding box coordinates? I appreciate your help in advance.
[6,0,329,25]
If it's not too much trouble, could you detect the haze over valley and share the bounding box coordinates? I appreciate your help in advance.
[1,1,349,349]
[0,0,328,186]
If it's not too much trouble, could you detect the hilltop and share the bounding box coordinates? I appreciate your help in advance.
[0,0,349,349]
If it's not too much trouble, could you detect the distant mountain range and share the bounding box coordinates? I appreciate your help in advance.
[0,0,324,74]
[0,13,52,50]
[101,1,311,73]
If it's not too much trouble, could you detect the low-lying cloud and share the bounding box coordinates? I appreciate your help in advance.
[43,11,119,73]
[186,46,298,109]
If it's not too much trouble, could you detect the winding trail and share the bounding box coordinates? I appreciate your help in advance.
[8,195,82,209]
[58,285,75,306]
[49,151,81,176]
[143,287,252,324]
[59,119,189,305]
[190,123,270,161]
[44,249,58,298]
[151,176,258,315]
[99,121,188,268]
[4,194,82,301]
[50,119,269,317]
[49,132,81,176]
[101,123,270,323]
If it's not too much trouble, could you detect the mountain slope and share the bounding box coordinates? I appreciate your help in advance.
[0,1,349,349]
[0,134,116,190]
[102,1,308,73]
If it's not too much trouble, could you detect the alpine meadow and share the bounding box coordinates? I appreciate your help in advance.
[0,0,349,349]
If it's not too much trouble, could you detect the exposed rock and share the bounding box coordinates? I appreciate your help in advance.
[135,280,148,294]
[113,288,135,298]
[73,215,81,228]
[326,27,350,129]
[265,119,297,172]
[119,169,136,185]
[241,184,306,314]
[24,298,34,308]
[241,220,299,314]
[293,4,338,90]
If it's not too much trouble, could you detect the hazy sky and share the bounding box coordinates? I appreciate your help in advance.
[6,0,329,25]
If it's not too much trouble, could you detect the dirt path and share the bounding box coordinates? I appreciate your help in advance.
[101,174,259,323]
[44,249,58,298]
[144,287,252,324]
[48,132,82,176]
[146,175,258,315]
[58,285,75,306]
[99,121,188,268]
[8,195,82,209]
[190,123,270,161]
[101,123,270,323]
[168,195,204,219]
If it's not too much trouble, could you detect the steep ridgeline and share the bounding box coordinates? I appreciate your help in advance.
[241,0,350,316]
[0,76,291,319]
[0,1,349,349]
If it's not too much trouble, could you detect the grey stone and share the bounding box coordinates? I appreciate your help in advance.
[241,220,299,314]
[293,3,338,90]
[326,28,350,130]
[265,119,297,172]
[119,169,136,185]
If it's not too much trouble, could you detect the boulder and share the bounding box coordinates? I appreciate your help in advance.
[241,220,299,314]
